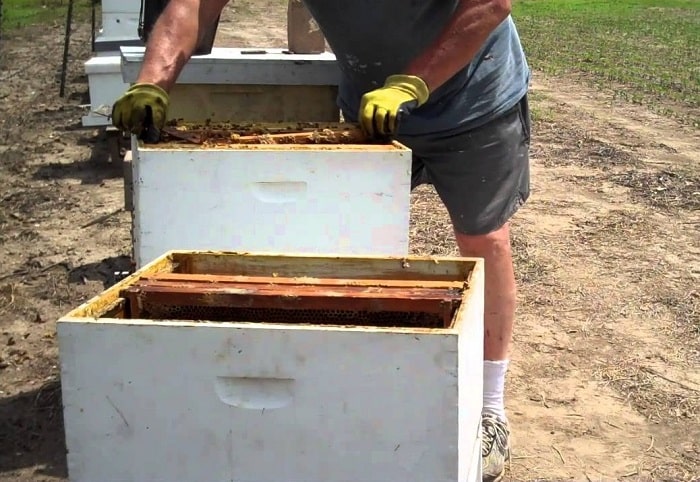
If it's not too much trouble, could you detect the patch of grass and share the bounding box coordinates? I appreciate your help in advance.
[529,104,555,123]
[1,0,93,31]
[512,0,700,126]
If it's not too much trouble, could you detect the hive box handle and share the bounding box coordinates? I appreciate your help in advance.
[249,181,308,203]
[214,376,295,409]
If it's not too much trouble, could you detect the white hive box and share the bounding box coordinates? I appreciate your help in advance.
[99,12,140,39]
[101,0,140,12]
[120,46,342,122]
[99,0,141,39]
[82,55,129,127]
[129,125,413,267]
[57,250,485,482]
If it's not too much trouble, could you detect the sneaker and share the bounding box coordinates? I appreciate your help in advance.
[481,413,511,482]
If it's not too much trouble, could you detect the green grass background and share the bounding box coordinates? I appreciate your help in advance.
[1,0,92,30]
[512,0,699,125]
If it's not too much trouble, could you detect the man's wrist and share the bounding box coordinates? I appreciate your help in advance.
[135,69,176,92]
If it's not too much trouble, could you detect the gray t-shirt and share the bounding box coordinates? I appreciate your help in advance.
[302,1,530,136]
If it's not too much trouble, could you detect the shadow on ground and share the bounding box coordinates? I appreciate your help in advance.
[0,380,67,479]
[68,255,134,289]
[32,126,125,185]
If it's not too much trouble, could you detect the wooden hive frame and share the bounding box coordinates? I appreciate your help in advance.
[66,250,482,333]
[118,271,465,328]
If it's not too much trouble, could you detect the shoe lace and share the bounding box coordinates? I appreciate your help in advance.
[481,414,509,457]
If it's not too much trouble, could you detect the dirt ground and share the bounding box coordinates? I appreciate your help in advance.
[1,2,698,481]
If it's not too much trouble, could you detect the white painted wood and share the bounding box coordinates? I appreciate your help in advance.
[465,428,484,482]
[56,252,484,482]
[99,0,141,38]
[120,46,341,86]
[458,256,485,481]
[101,0,140,14]
[130,144,413,267]
[99,12,140,39]
[81,55,129,127]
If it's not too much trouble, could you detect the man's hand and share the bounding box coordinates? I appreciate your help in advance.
[111,83,170,136]
[359,74,430,137]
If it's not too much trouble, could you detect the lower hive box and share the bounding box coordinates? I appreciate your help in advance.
[129,122,413,267]
[57,250,485,482]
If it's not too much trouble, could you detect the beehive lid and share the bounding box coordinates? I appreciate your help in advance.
[120,46,341,85]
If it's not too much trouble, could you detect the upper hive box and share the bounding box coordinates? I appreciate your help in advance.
[57,250,485,482]
[120,46,342,122]
[128,122,413,267]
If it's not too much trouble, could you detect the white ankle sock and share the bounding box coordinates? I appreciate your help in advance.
[483,359,509,420]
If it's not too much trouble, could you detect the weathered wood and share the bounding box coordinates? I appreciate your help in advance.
[64,255,175,319]
[131,280,462,302]
[62,252,479,321]
[164,84,339,124]
[233,127,366,144]
[161,125,367,145]
[172,251,477,282]
[122,150,133,212]
[120,280,462,319]
[140,273,467,290]
[287,0,326,54]
[166,121,355,134]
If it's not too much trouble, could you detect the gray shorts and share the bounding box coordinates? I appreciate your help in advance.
[398,94,531,235]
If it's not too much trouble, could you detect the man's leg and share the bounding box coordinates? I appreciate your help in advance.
[455,222,515,358]
[454,221,515,395]
[455,223,515,482]
[402,94,530,482]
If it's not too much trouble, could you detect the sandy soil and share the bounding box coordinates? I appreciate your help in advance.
[0,2,698,481]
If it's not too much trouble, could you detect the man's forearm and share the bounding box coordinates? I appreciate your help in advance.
[403,0,512,93]
[136,0,229,91]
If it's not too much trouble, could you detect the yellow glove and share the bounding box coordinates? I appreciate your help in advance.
[111,83,170,137]
[359,74,430,137]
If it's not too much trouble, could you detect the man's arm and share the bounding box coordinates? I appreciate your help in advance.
[403,0,512,92]
[136,0,230,91]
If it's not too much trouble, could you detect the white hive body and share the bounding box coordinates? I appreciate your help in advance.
[129,138,413,267]
[82,56,128,127]
[81,1,142,126]
[99,0,141,38]
[120,46,342,123]
[117,46,400,267]
[56,251,485,482]
[83,44,341,126]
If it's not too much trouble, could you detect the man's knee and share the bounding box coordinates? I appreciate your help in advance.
[454,222,511,258]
